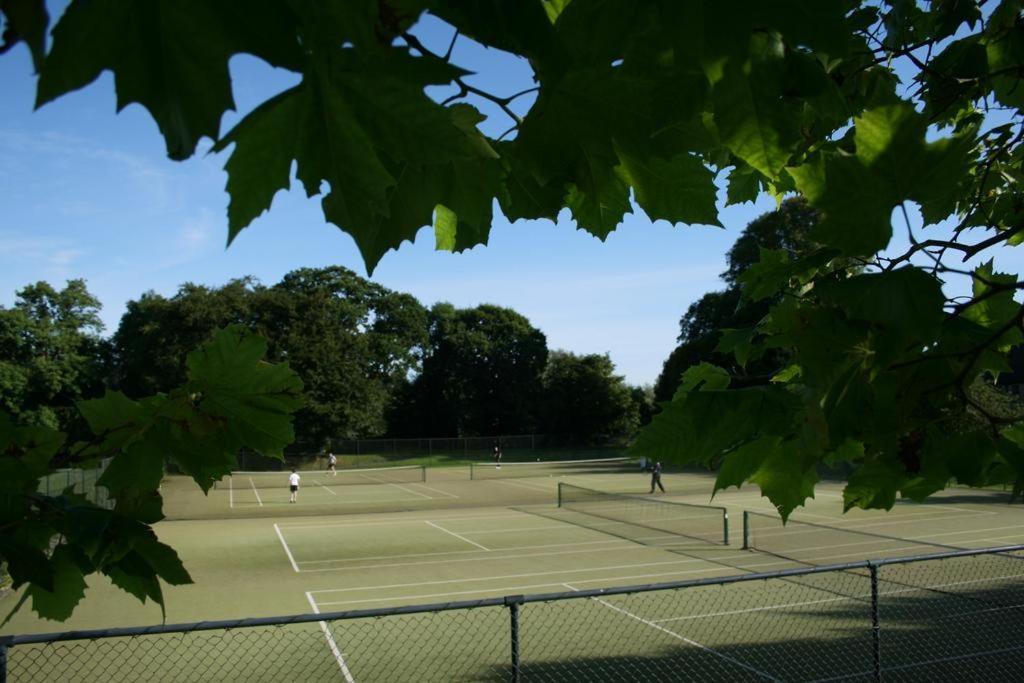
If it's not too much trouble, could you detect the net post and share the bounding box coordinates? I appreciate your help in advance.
[0,635,11,683]
[869,561,881,682]
[505,595,523,683]
[723,512,729,545]
[557,483,563,508]
[470,463,475,481]
[742,511,750,550]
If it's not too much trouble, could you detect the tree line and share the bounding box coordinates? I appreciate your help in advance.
[1,268,652,451]
[1,198,830,456]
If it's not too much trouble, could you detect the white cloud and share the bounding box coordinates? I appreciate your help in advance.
[144,209,221,271]
[179,210,216,250]
[49,248,83,266]
[0,128,174,210]
[0,234,83,264]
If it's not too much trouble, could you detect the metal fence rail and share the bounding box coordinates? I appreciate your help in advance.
[4,544,1024,682]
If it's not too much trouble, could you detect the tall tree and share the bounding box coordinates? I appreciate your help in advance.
[111,268,427,448]
[263,267,427,445]
[111,278,258,396]
[655,199,820,401]
[404,304,548,436]
[541,351,637,441]
[0,279,107,433]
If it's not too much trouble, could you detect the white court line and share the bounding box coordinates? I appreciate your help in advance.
[411,482,460,498]
[299,543,650,574]
[921,525,1024,541]
[311,557,720,595]
[385,482,433,499]
[425,520,490,551]
[656,593,857,623]
[228,477,233,509]
[274,523,300,573]
[752,512,983,540]
[743,535,1023,570]
[297,516,975,575]
[441,523,576,535]
[234,496,420,508]
[316,482,338,496]
[277,512,527,530]
[310,536,1019,600]
[489,478,553,492]
[654,574,1024,626]
[306,592,355,683]
[964,532,1024,545]
[249,477,264,507]
[562,583,779,682]
[298,537,664,568]
[310,531,1024,607]
[351,470,434,499]
[316,566,739,607]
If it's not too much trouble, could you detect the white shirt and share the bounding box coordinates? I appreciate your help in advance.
[328,454,337,464]
[289,472,300,486]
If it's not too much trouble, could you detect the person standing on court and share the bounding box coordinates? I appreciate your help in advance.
[289,468,301,503]
[493,443,502,469]
[649,461,665,494]
[327,451,337,476]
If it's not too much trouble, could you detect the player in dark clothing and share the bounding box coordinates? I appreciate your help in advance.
[649,461,665,494]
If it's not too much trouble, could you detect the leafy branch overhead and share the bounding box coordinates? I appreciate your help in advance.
[2,0,1024,520]
[0,326,302,621]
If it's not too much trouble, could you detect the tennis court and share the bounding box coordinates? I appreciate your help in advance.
[4,466,1024,681]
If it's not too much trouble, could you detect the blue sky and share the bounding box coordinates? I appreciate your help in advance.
[0,9,782,387]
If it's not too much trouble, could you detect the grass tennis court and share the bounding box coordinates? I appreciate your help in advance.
[4,465,1024,681]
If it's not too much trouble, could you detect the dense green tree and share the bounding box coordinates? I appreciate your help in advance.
[541,351,637,441]
[263,267,427,445]
[0,279,107,434]
[655,200,820,401]
[111,278,258,396]
[113,268,427,447]
[403,304,548,436]
[634,385,656,426]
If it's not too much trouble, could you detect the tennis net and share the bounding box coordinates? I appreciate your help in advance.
[742,510,1024,609]
[470,457,637,480]
[557,483,729,545]
[219,465,426,489]
[742,510,959,564]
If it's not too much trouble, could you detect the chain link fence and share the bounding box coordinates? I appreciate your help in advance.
[37,459,113,510]
[4,544,1023,682]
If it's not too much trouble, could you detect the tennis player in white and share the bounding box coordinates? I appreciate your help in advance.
[288,468,300,503]
[327,452,337,476]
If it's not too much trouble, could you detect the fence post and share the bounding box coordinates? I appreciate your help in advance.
[1,635,11,683]
[742,511,750,549]
[869,562,881,682]
[506,596,523,683]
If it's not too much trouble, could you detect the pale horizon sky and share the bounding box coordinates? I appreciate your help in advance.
[0,7,800,387]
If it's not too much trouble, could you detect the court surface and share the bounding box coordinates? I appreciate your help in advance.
[3,470,1023,681]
